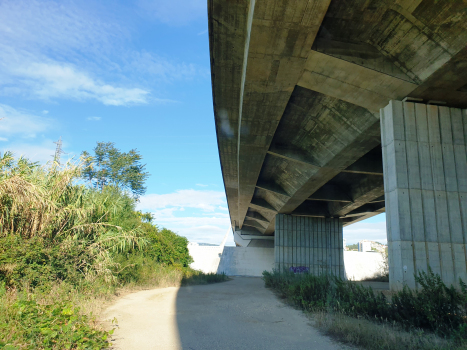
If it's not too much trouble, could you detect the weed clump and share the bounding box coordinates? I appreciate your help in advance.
[263,268,467,346]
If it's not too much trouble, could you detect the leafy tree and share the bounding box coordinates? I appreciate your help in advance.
[81,142,149,197]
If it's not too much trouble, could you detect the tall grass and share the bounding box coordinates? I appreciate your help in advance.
[0,153,226,349]
[0,152,148,285]
[263,269,467,349]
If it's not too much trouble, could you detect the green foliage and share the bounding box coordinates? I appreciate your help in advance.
[263,268,467,340]
[140,225,193,267]
[0,236,90,289]
[0,152,228,348]
[81,142,149,197]
[0,293,112,349]
[181,271,228,286]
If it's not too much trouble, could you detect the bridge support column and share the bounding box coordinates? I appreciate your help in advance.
[275,214,345,278]
[381,100,467,290]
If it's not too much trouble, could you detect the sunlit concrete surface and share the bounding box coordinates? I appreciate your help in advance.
[103,287,181,350]
[104,278,349,350]
[217,247,275,276]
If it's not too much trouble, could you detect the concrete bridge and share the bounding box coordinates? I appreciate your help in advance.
[208,0,467,290]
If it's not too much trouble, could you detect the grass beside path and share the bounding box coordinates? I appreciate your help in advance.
[263,269,467,350]
[0,268,228,350]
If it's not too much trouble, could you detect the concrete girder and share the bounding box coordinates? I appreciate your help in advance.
[208,0,251,229]
[322,1,467,85]
[298,51,418,113]
[327,173,385,217]
[307,183,352,203]
[243,219,267,232]
[256,180,290,197]
[341,146,384,176]
[249,198,277,213]
[236,0,332,229]
[245,210,269,224]
[345,202,386,217]
[258,93,383,234]
[290,200,330,218]
[311,37,416,83]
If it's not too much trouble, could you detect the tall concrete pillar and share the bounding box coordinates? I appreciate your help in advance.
[381,100,467,290]
[275,214,345,278]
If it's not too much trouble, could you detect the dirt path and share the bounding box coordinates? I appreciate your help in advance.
[103,277,348,350]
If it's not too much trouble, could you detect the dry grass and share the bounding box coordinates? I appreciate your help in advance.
[312,311,464,350]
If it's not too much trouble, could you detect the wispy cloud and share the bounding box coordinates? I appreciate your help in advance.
[128,51,207,82]
[151,208,230,245]
[0,137,8,142]
[87,116,101,121]
[138,189,230,244]
[197,29,208,36]
[196,183,208,187]
[2,139,56,163]
[0,104,52,138]
[0,0,206,106]
[138,189,226,212]
[8,62,149,106]
[137,0,206,26]
[344,221,387,245]
[0,0,122,60]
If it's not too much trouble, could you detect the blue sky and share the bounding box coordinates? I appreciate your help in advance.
[0,0,386,246]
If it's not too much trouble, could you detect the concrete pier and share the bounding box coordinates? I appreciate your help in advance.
[275,214,345,278]
[381,100,467,290]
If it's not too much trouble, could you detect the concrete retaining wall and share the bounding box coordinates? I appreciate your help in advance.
[344,251,385,281]
[189,244,385,280]
[188,245,223,274]
[217,247,275,277]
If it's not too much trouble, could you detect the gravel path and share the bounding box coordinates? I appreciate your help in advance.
[103,277,348,350]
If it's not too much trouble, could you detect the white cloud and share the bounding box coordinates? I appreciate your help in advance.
[0,104,52,138]
[0,1,205,106]
[137,0,206,26]
[153,212,231,245]
[197,29,208,36]
[196,183,208,187]
[138,189,231,244]
[138,189,226,212]
[42,110,49,115]
[0,0,122,60]
[3,140,56,163]
[0,137,8,142]
[87,116,101,121]
[10,62,149,106]
[344,221,387,245]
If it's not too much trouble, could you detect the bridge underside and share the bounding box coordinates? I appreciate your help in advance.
[209,0,467,289]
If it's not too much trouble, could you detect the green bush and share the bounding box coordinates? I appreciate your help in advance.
[263,268,467,340]
[0,236,91,289]
[1,300,111,349]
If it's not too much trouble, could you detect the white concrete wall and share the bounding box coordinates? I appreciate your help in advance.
[217,247,275,276]
[344,251,385,281]
[189,243,385,280]
[188,245,224,274]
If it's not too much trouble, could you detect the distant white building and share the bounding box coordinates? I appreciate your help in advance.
[358,240,372,252]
